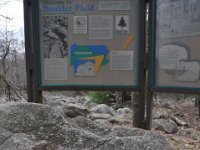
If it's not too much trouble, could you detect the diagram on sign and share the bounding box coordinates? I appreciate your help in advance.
[70,44,109,77]
[116,15,130,34]
[158,44,200,82]
[158,45,188,70]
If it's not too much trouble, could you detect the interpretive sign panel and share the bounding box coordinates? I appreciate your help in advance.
[35,0,140,89]
[151,0,200,90]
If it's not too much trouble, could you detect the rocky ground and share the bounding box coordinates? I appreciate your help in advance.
[42,91,200,150]
[0,91,199,149]
[153,93,200,150]
[46,93,200,150]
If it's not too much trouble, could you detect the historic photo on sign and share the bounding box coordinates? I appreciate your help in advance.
[43,16,68,58]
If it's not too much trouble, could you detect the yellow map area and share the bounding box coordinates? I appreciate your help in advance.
[82,55,104,74]
[197,39,200,46]
[123,35,134,49]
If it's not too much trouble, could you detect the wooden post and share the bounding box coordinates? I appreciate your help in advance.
[145,0,154,130]
[137,0,147,129]
[24,0,42,103]
[198,95,200,117]
[132,92,139,127]
[146,90,153,129]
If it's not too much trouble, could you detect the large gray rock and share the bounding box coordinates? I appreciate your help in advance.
[153,119,178,134]
[72,116,111,136]
[90,104,116,116]
[0,133,48,150]
[162,101,178,110]
[0,102,172,150]
[43,94,74,107]
[88,113,112,120]
[0,102,101,149]
[58,104,89,118]
[116,108,131,117]
[176,128,200,140]
[171,116,187,126]
[43,92,89,107]
[94,119,112,128]
[109,117,132,125]
[83,98,97,109]
[155,96,180,110]
[97,127,172,150]
[153,109,169,119]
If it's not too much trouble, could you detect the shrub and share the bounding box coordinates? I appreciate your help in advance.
[88,91,111,104]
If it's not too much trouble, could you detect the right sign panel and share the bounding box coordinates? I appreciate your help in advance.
[151,0,200,89]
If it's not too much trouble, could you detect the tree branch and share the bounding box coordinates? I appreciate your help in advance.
[0,14,11,20]
[0,74,27,101]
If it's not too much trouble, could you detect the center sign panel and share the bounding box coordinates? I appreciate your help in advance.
[151,0,200,90]
[36,0,140,88]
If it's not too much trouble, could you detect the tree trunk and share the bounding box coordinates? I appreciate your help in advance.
[114,91,123,109]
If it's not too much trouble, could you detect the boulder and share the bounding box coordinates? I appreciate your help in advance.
[176,128,200,140]
[162,101,178,110]
[182,101,194,108]
[90,104,116,116]
[72,116,111,136]
[88,113,112,120]
[171,116,187,126]
[94,119,112,128]
[43,92,89,107]
[155,96,179,110]
[58,104,89,118]
[153,119,178,134]
[153,109,169,119]
[109,117,124,125]
[0,102,102,149]
[98,127,173,150]
[83,97,97,109]
[0,102,172,150]
[43,95,73,107]
[116,108,131,117]
[109,117,132,125]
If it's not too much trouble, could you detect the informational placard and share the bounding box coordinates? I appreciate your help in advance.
[152,0,200,89]
[35,0,140,88]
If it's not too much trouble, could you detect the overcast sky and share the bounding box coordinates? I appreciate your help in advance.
[0,0,24,37]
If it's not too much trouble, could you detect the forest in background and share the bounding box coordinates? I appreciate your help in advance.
[0,0,26,101]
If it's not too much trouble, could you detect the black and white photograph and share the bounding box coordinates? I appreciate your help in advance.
[43,16,68,58]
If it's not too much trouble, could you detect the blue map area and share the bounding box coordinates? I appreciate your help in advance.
[70,44,109,76]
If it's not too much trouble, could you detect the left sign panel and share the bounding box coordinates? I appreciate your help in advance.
[35,0,140,89]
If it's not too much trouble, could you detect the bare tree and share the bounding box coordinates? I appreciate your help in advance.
[0,5,26,101]
[0,31,26,101]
